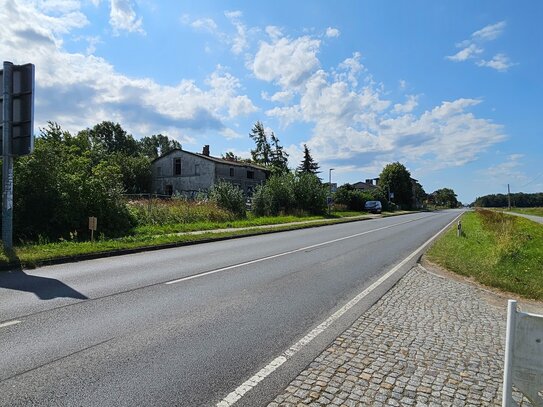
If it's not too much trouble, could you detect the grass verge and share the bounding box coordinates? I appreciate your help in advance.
[0,213,377,269]
[427,209,543,300]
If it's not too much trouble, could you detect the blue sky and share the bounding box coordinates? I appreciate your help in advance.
[1,0,542,203]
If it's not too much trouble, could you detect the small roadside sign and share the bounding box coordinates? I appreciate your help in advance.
[89,216,97,242]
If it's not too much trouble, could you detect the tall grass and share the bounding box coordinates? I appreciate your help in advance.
[127,198,236,226]
[428,209,543,299]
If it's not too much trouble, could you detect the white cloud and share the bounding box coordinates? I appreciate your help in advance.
[446,21,513,72]
[337,52,364,87]
[0,1,256,140]
[446,43,483,62]
[393,95,418,113]
[256,30,505,172]
[190,17,218,33]
[265,26,283,40]
[476,53,515,72]
[325,27,340,38]
[224,10,248,55]
[109,0,145,35]
[253,36,321,88]
[472,21,506,41]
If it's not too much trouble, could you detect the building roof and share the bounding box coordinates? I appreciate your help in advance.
[152,148,269,172]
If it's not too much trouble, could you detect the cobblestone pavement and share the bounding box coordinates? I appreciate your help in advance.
[268,265,534,406]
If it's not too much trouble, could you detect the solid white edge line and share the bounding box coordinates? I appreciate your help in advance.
[216,211,464,407]
[0,320,21,329]
[165,216,427,285]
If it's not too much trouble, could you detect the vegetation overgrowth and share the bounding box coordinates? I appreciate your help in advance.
[428,209,543,300]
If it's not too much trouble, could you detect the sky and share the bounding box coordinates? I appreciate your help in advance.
[1,0,542,204]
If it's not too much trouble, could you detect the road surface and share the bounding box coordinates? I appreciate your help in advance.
[0,210,462,406]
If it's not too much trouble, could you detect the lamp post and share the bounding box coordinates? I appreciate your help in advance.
[328,168,334,215]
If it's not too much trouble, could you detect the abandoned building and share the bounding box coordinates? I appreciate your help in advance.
[151,145,269,197]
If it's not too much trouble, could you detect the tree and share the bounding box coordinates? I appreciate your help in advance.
[82,121,140,157]
[269,132,289,174]
[432,188,459,208]
[249,121,271,165]
[297,144,320,175]
[222,152,241,162]
[139,134,181,160]
[378,162,413,209]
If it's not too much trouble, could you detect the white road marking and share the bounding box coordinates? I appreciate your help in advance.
[165,216,426,285]
[216,212,463,407]
[0,320,21,329]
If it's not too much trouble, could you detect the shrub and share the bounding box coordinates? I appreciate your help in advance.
[252,172,326,216]
[209,181,246,218]
[294,173,327,214]
[11,138,135,241]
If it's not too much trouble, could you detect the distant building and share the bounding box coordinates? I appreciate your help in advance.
[352,178,379,191]
[151,145,268,197]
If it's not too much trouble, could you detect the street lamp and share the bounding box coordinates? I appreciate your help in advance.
[328,168,334,215]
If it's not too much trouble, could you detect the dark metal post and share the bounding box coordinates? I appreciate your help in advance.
[2,61,13,250]
[328,168,334,215]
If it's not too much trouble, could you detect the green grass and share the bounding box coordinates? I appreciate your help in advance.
[427,209,543,299]
[132,213,326,236]
[0,214,374,268]
[509,207,543,217]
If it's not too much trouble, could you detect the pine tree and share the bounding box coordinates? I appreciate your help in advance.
[249,121,271,165]
[297,144,320,175]
[269,132,289,174]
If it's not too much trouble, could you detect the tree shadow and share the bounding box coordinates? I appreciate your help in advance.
[0,249,88,300]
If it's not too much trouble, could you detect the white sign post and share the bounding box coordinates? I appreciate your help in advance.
[503,299,543,406]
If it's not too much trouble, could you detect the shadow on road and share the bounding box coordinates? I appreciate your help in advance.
[0,250,88,300]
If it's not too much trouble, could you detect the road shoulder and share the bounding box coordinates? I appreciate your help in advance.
[267,259,539,406]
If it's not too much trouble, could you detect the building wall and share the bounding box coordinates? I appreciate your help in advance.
[215,162,267,195]
[152,150,215,195]
[151,150,268,196]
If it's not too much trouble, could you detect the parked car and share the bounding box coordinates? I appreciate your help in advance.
[364,200,382,214]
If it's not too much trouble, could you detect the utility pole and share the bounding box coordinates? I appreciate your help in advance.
[507,184,511,210]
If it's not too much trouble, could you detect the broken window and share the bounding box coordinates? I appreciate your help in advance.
[174,158,181,175]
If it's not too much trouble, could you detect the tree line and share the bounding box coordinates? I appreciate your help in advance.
[474,192,543,207]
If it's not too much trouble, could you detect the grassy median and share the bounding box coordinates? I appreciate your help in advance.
[427,209,543,300]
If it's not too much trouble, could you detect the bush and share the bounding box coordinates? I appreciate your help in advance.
[11,137,135,241]
[252,172,326,216]
[294,173,327,214]
[209,181,246,218]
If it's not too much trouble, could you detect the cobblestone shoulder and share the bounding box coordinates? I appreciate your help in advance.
[268,265,532,406]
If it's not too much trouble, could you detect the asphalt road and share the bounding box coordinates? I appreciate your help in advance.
[0,210,462,406]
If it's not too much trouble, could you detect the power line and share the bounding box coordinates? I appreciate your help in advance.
[518,172,543,189]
